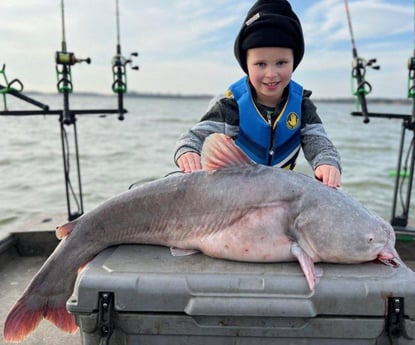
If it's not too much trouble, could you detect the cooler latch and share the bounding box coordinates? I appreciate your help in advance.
[98,292,115,345]
[385,297,410,342]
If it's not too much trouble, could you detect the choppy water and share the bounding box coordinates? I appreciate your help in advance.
[0,94,413,234]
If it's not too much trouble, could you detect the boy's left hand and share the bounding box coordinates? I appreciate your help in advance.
[314,165,341,189]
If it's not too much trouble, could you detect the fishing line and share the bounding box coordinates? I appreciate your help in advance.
[399,137,415,215]
[61,125,82,215]
[400,0,415,215]
[400,0,415,216]
[128,172,183,190]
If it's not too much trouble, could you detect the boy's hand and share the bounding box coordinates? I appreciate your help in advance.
[314,165,341,189]
[177,152,202,173]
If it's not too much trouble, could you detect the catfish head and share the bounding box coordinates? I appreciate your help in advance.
[295,203,401,267]
[375,219,401,267]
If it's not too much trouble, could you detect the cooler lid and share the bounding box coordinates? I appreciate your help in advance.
[68,245,415,318]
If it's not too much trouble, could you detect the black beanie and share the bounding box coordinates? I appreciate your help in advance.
[234,0,304,74]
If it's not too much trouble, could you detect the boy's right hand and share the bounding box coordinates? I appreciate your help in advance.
[177,152,202,173]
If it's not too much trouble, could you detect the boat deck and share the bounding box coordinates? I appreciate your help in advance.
[1,250,80,344]
[0,215,414,345]
[0,215,81,344]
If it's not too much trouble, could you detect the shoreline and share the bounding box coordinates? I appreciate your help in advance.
[22,91,414,105]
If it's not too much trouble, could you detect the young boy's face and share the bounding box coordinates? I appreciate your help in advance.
[246,47,294,107]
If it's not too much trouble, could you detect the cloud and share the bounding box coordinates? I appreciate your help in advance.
[131,58,241,95]
[294,0,413,98]
[0,1,413,98]
[302,0,412,44]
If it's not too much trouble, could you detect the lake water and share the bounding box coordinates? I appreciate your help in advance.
[0,93,413,234]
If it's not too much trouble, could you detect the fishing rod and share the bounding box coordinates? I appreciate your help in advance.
[347,0,414,234]
[344,0,379,124]
[0,65,49,111]
[1,0,138,222]
[55,0,94,220]
[409,0,415,117]
[390,0,415,232]
[387,1,415,232]
[111,0,138,120]
[55,0,91,125]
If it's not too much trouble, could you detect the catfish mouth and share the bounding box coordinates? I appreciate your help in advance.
[377,254,400,268]
[375,220,400,268]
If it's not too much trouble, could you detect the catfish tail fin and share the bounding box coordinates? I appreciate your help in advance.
[3,296,43,343]
[3,293,77,342]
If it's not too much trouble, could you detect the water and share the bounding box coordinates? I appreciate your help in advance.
[0,94,413,234]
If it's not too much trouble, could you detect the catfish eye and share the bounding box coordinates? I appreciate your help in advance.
[368,236,374,243]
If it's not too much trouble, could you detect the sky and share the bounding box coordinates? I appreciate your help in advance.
[0,0,413,99]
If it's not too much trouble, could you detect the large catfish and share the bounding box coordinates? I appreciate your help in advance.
[4,133,400,342]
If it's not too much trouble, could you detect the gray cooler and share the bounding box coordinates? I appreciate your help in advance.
[67,245,415,345]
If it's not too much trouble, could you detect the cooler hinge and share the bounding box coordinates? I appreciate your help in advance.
[98,292,115,345]
[385,297,410,343]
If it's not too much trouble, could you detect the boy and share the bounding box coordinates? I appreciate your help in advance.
[174,0,341,188]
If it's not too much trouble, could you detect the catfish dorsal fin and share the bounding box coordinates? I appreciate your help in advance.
[201,133,253,171]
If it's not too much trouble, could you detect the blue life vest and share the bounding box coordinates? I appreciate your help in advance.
[229,76,303,168]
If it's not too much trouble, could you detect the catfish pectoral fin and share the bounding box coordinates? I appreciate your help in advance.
[291,242,316,291]
[170,247,200,256]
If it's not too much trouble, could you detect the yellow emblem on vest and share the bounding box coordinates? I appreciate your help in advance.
[286,112,299,130]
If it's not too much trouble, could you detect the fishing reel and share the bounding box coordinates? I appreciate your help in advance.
[111,51,139,94]
[55,52,91,66]
[112,51,139,70]
[351,57,380,97]
[55,51,91,95]
[111,50,139,121]
[407,56,415,98]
